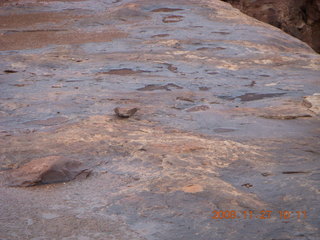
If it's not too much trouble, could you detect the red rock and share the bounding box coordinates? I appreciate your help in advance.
[222,0,320,53]
[5,156,90,187]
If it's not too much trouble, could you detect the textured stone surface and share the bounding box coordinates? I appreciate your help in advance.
[303,94,320,115]
[222,0,320,53]
[114,107,139,118]
[5,156,90,187]
[0,0,319,239]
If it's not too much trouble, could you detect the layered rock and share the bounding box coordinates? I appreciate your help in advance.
[222,0,320,53]
[0,0,319,239]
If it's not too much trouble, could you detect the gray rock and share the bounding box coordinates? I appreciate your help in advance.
[114,107,139,118]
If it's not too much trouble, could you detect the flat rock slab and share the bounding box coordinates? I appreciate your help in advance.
[0,0,319,239]
[5,156,90,187]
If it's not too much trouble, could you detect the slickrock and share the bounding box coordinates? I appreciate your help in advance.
[222,0,320,53]
[0,0,319,239]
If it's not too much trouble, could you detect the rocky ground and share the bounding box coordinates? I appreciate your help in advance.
[0,0,320,239]
[222,0,320,53]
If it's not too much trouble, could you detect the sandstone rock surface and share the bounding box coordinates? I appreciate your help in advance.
[5,156,90,187]
[303,94,320,115]
[222,0,320,53]
[0,0,319,239]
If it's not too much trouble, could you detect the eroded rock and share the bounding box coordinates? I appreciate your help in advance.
[303,94,320,115]
[114,107,139,118]
[0,0,319,239]
[5,156,90,187]
[256,100,314,119]
[222,0,320,53]
[137,83,183,91]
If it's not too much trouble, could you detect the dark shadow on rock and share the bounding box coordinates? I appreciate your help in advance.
[137,83,183,91]
[235,93,286,102]
[5,156,90,187]
[151,8,183,13]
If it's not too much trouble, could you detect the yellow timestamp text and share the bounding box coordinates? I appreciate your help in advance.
[211,210,307,220]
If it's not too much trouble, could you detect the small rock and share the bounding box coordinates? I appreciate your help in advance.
[114,107,139,118]
[303,94,320,115]
[241,183,253,188]
[5,156,90,187]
